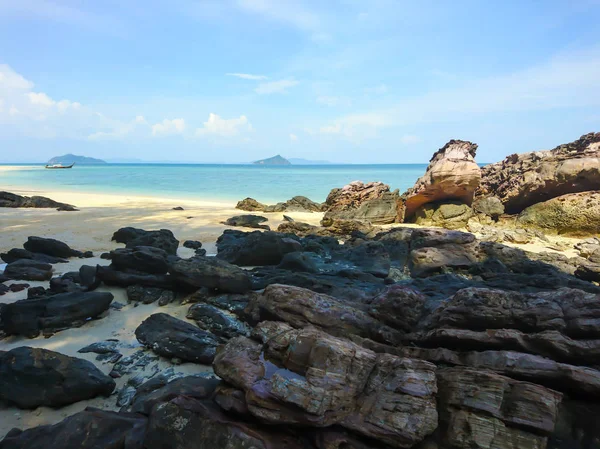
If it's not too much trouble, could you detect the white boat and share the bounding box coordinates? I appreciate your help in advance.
[44,163,75,169]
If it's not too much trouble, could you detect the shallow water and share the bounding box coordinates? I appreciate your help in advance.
[0,163,429,203]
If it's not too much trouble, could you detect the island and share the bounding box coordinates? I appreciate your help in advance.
[47,154,107,165]
[252,155,291,165]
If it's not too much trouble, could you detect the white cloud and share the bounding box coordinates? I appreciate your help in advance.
[316,96,351,107]
[151,118,186,136]
[0,64,34,90]
[319,112,393,142]
[9,105,19,116]
[290,133,298,141]
[400,134,420,144]
[27,92,55,107]
[88,115,150,141]
[255,78,299,95]
[227,73,268,80]
[196,113,252,137]
[365,84,388,95]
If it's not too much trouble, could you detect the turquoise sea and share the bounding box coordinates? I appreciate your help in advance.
[0,164,429,204]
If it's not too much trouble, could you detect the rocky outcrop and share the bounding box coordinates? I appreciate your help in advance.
[3,259,53,281]
[216,229,302,266]
[214,321,438,448]
[169,256,252,293]
[412,201,473,229]
[403,140,481,219]
[0,291,113,337]
[110,246,170,274]
[111,227,179,255]
[0,347,115,409]
[186,303,250,339]
[0,191,77,211]
[517,191,600,236]
[477,132,600,214]
[222,214,270,230]
[322,181,402,224]
[126,285,175,306]
[135,313,220,364]
[237,195,324,213]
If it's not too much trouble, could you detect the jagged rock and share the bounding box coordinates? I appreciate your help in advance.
[575,263,600,283]
[0,408,147,449]
[472,195,505,219]
[323,181,402,224]
[109,350,158,379]
[1,291,113,337]
[237,196,324,213]
[3,259,53,281]
[403,140,481,219]
[367,285,428,332]
[126,285,175,305]
[110,246,170,274]
[96,265,175,289]
[214,321,438,448]
[111,227,179,255]
[0,191,77,210]
[182,240,202,250]
[517,191,600,236]
[0,248,67,264]
[246,284,403,345]
[78,340,119,355]
[222,214,270,230]
[23,236,82,258]
[411,228,476,248]
[236,197,267,211]
[216,229,302,266]
[169,256,252,293]
[186,303,250,338]
[412,201,473,229]
[0,347,115,408]
[135,313,219,364]
[318,218,379,237]
[476,132,600,214]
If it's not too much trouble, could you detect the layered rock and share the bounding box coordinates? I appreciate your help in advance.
[476,132,600,214]
[0,191,77,211]
[0,347,115,409]
[169,256,252,293]
[322,181,402,225]
[216,229,302,266]
[237,195,324,213]
[403,140,481,219]
[412,201,473,229]
[517,191,600,235]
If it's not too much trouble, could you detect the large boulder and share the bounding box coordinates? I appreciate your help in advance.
[111,227,179,255]
[0,347,115,408]
[476,132,600,214]
[110,246,170,274]
[216,229,302,266]
[0,191,77,210]
[412,201,473,229]
[517,191,600,236]
[23,236,82,258]
[186,303,250,339]
[0,291,114,338]
[0,248,67,264]
[0,408,147,449]
[135,313,220,364]
[222,214,270,230]
[214,321,438,448]
[169,256,252,293]
[322,181,402,224]
[3,259,53,281]
[403,140,481,219]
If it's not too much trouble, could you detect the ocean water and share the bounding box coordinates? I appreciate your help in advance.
[0,164,429,204]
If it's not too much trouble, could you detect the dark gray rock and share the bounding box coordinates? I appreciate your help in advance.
[216,229,302,266]
[135,313,220,364]
[23,236,82,258]
[277,251,320,273]
[112,227,179,255]
[4,259,53,281]
[0,191,77,210]
[0,248,68,264]
[186,303,250,339]
[0,347,115,409]
[110,246,170,274]
[78,340,119,355]
[222,214,270,230]
[169,256,252,293]
[27,286,48,298]
[126,285,175,305]
[183,240,202,250]
[96,265,175,289]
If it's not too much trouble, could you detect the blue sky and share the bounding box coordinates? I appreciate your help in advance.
[0,0,599,163]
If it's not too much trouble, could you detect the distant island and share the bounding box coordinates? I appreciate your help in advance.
[47,154,107,165]
[253,155,291,165]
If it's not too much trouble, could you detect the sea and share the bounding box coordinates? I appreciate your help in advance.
[0,164,430,204]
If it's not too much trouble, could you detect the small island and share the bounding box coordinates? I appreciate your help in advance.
[252,155,291,165]
[47,154,107,165]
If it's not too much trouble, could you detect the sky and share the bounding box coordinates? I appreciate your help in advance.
[0,0,599,164]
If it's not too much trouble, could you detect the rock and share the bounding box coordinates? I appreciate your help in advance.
[78,340,119,355]
[8,283,29,292]
[236,196,324,213]
[56,204,79,211]
[169,256,252,293]
[0,408,147,449]
[476,132,600,214]
[575,264,600,283]
[186,303,250,339]
[214,321,438,448]
[96,265,175,289]
[411,228,476,249]
[412,202,473,229]
[49,272,86,293]
[0,191,76,210]
[172,206,184,210]
[318,218,379,237]
[23,236,82,258]
[367,285,428,332]
[549,399,600,449]
[502,229,532,244]
[182,240,202,249]
[0,248,68,264]
[277,251,320,273]
[517,191,600,236]
[27,286,47,298]
[409,243,479,277]
[4,259,53,281]
[283,214,294,222]
[135,313,220,364]
[110,246,170,274]
[323,181,402,224]
[216,229,302,266]
[472,195,505,219]
[109,350,158,379]
[184,290,251,316]
[126,285,175,305]
[0,347,115,408]
[1,291,114,337]
[79,264,100,290]
[246,284,403,345]
[222,214,270,230]
[143,395,307,449]
[111,227,179,255]
[403,140,481,219]
[236,197,268,211]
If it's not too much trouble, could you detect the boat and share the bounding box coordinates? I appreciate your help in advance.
[44,163,75,169]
